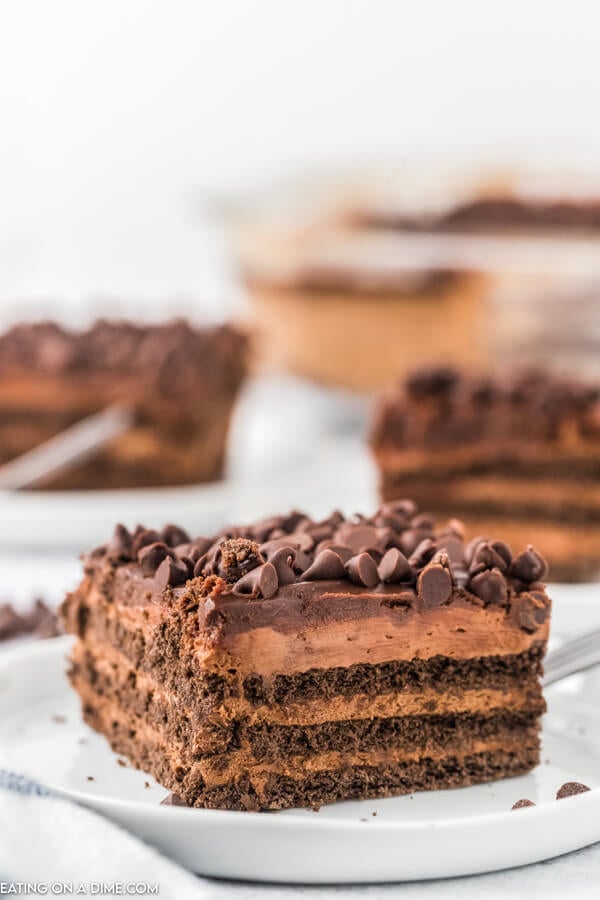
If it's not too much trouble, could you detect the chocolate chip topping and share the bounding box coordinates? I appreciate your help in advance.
[161,524,191,548]
[510,546,549,583]
[153,557,191,592]
[138,542,174,577]
[346,553,379,588]
[556,781,591,799]
[303,549,347,582]
[378,548,412,584]
[417,553,453,608]
[268,547,297,585]
[89,504,549,621]
[107,524,133,561]
[372,366,600,451]
[511,798,536,809]
[469,569,508,607]
[234,562,279,599]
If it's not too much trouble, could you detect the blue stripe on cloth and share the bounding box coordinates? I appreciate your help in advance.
[0,768,49,797]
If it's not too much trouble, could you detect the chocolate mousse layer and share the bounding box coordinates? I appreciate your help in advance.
[371,367,600,581]
[61,505,551,810]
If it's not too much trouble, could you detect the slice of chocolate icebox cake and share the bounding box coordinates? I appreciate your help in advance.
[60,506,551,810]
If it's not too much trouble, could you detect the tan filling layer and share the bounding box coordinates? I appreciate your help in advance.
[80,580,548,678]
[74,635,542,727]
[373,439,600,473]
[76,676,537,790]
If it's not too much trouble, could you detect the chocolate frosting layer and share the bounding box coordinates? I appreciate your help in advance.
[371,366,600,450]
[0,319,247,394]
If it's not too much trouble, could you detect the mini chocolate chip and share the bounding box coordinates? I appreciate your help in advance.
[438,534,465,567]
[192,553,208,578]
[441,518,465,539]
[306,524,335,543]
[410,513,435,531]
[268,546,297,585]
[373,512,409,532]
[346,553,379,588]
[469,568,508,607]
[512,799,536,809]
[314,541,354,563]
[464,535,489,567]
[132,528,162,558]
[334,524,380,555]
[389,499,418,518]
[400,528,425,557]
[408,538,437,569]
[556,782,590,799]
[418,556,453,608]
[470,541,509,574]
[302,549,347,581]
[161,524,191,547]
[138,542,174,577]
[286,531,315,553]
[107,523,133,560]
[378,548,412,584]
[153,557,190,592]
[510,546,548,583]
[235,562,279,599]
[490,540,512,568]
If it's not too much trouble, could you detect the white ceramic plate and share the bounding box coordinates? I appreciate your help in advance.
[1,585,600,884]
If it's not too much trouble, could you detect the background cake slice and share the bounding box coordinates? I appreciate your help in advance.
[371,366,600,581]
[60,505,551,811]
[0,319,247,489]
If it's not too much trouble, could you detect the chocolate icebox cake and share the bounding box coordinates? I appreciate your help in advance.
[60,506,551,811]
[0,319,247,489]
[371,367,600,581]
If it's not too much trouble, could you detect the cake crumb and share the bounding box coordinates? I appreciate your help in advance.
[87,776,94,782]
[371,811,377,816]
[116,758,127,767]
[144,781,150,789]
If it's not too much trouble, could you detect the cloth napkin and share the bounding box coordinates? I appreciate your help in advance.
[0,768,205,900]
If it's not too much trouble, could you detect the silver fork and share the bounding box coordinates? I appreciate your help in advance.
[543,627,600,686]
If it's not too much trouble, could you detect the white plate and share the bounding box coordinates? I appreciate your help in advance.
[1,586,600,884]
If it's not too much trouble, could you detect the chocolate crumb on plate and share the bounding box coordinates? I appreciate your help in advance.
[116,758,127,768]
[0,600,61,642]
[87,776,94,782]
[556,781,591,799]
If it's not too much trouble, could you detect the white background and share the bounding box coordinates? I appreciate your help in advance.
[1,0,600,317]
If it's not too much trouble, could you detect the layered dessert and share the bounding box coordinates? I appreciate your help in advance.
[371,367,600,581]
[354,167,600,234]
[60,506,550,810]
[244,262,487,391]
[0,319,248,489]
